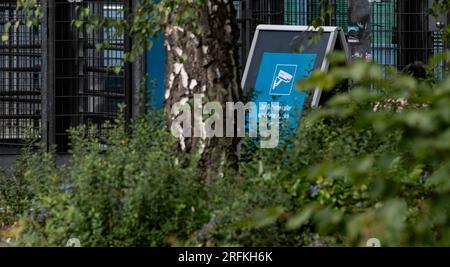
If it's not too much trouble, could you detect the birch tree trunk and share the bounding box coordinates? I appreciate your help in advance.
[163,0,241,177]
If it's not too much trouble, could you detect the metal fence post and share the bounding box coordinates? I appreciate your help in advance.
[42,0,56,150]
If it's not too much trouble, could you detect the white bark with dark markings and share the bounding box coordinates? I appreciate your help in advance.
[163,0,241,177]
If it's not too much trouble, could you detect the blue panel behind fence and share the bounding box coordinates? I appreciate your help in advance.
[146,32,166,110]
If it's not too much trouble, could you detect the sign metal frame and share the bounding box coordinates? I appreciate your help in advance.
[241,25,350,107]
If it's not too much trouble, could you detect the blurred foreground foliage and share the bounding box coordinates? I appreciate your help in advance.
[1,53,450,246]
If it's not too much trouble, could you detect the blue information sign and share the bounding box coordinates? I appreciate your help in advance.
[252,52,316,128]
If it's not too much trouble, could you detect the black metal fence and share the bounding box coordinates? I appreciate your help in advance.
[0,0,41,153]
[0,0,131,154]
[54,0,129,152]
[233,0,447,75]
[371,0,446,73]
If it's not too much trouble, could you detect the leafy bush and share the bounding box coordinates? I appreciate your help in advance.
[239,57,450,246]
[2,56,450,247]
[1,112,212,246]
[0,142,58,226]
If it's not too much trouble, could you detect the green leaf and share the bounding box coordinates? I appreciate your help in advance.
[113,65,122,75]
[249,206,284,228]
[286,205,316,230]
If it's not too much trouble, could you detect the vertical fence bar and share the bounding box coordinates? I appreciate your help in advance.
[42,0,56,150]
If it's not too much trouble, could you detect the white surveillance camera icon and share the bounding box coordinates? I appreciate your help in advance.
[272,70,293,90]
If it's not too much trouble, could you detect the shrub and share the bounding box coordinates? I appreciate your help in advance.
[2,57,450,247]
[2,112,212,246]
[238,57,450,246]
